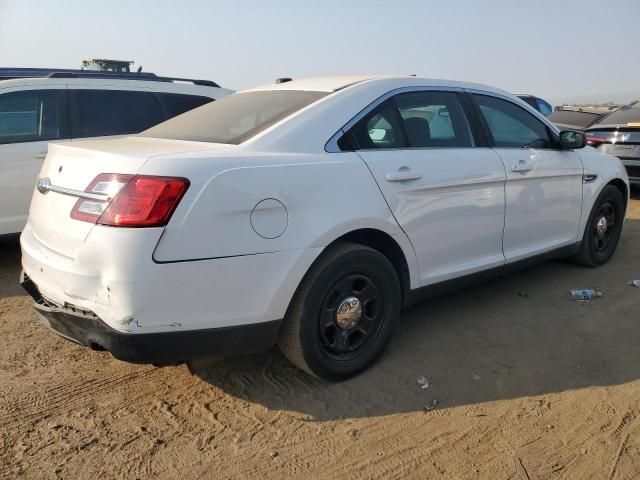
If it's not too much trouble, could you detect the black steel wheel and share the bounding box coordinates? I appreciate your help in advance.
[574,185,625,267]
[278,242,401,380]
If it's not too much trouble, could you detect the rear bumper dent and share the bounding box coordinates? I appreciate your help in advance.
[21,272,281,364]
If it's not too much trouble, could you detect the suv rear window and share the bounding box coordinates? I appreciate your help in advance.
[157,93,214,118]
[141,90,327,144]
[0,90,67,144]
[548,110,602,128]
[596,106,640,125]
[72,90,163,138]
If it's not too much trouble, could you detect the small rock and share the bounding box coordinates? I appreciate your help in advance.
[417,376,431,390]
[140,426,147,433]
[48,422,62,430]
[581,448,588,455]
[269,451,278,459]
[350,428,360,437]
[471,373,481,381]
[423,399,439,412]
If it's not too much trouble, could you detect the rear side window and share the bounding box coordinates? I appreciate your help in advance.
[474,94,553,149]
[340,90,473,150]
[394,91,474,148]
[341,100,406,149]
[71,90,163,138]
[536,98,553,116]
[157,93,214,119]
[0,90,67,144]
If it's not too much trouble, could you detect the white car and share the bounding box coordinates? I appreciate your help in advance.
[20,76,629,380]
[0,69,232,235]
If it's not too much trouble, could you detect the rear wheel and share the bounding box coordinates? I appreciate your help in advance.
[278,242,401,380]
[573,185,625,267]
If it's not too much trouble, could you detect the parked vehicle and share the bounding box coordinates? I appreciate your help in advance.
[0,69,232,235]
[548,108,606,131]
[20,76,629,380]
[584,101,640,185]
[516,94,553,116]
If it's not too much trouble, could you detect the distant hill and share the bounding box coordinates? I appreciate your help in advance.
[550,92,640,107]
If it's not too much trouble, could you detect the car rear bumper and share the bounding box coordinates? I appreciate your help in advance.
[21,271,281,364]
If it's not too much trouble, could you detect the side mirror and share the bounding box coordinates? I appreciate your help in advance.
[559,130,586,149]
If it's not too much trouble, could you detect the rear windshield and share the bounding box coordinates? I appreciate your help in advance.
[140,90,327,144]
[548,110,602,127]
[596,106,640,125]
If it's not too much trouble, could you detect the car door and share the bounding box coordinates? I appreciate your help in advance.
[340,89,507,286]
[469,92,583,262]
[0,86,69,235]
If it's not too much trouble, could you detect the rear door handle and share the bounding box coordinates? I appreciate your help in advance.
[33,152,47,159]
[511,160,533,173]
[385,171,422,182]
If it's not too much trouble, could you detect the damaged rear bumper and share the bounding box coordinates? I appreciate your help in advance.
[21,272,281,364]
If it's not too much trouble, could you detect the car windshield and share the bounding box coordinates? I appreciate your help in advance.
[548,110,602,128]
[596,105,640,125]
[140,90,328,144]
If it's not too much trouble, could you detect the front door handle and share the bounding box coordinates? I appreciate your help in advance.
[511,160,533,173]
[33,152,47,159]
[385,171,422,182]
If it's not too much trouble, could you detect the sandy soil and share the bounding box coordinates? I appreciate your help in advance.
[1,194,639,480]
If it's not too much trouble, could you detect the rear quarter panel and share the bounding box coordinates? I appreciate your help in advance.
[145,150,414,266]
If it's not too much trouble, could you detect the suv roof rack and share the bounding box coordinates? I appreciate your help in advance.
[0,68,220,88]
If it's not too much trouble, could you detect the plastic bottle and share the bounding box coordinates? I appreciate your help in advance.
[568,289,603,301]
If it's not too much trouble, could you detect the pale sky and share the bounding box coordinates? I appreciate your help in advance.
[1,0,638,104]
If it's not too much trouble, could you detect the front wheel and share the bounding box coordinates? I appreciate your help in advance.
[278,242,401,380]
[573,185,625,267]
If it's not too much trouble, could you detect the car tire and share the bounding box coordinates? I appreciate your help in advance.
[573,185,625,267]
[277,242,401,381]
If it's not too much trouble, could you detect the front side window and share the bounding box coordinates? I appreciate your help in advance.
[142,90,328,145]
[394,91,474,148]
[0,90,66,144]
[72,90,163,138]
[474,94,553,149]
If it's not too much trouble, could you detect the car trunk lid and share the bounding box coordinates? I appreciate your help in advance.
[27,136,220,259]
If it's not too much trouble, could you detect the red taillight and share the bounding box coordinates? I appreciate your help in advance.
[70,174,189,227]
[586,134,607,145]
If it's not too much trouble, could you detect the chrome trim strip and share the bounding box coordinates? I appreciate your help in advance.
[37,178,109,201]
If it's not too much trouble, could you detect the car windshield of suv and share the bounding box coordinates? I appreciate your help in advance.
[596,105,640,125]
[141,90,328,144]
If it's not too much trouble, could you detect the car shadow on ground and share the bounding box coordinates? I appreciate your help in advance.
[0,234,23,300]
[191,216,640,420]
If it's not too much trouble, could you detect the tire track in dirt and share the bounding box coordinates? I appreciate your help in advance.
[0,367,164,426]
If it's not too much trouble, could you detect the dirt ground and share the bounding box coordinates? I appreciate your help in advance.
[1,194,639,480]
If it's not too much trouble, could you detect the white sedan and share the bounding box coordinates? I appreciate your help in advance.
[20,76,629,380]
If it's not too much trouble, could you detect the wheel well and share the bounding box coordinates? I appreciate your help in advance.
[608,178,629,207]
[328,229,411,305]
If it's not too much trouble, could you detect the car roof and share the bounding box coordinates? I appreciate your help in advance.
[243,75,513,96]
[0,77,234,96]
